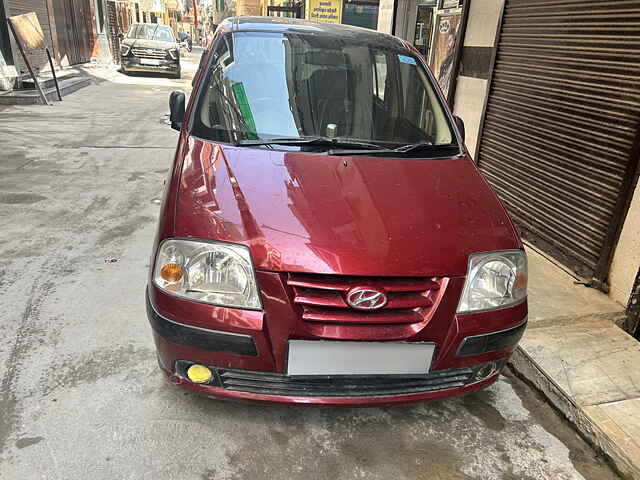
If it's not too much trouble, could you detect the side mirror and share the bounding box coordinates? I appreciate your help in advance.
[169,91,185,131]
[454,116,465,143]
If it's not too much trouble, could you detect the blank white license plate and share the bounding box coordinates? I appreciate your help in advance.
[287,340,435,376]
[140,58,161,66]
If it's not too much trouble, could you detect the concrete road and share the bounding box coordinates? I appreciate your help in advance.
[0,49,620,480]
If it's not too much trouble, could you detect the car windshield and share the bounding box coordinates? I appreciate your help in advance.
[192,32,456,151]
[130,24,174,42]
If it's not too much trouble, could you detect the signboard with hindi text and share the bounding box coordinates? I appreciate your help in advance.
[307,0,343,23]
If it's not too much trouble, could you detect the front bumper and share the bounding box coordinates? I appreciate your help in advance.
[163,361,502,406]
[146,281,526,405]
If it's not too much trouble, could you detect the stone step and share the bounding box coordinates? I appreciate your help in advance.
[20,71,80,90]
[0,76,91,105]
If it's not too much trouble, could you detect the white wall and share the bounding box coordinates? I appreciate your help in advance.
[376,0,416,42]
[451,0,503,160]
[377,0,394,34]
[452,76,486,157]
[463,0,503,46]
[609,184,640,306]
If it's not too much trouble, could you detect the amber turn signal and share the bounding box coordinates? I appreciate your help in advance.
[515,272,527,290]
[160,263,184,283]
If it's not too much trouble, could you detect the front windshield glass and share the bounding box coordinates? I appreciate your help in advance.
[192,32,456,149]
[130,24,175,42]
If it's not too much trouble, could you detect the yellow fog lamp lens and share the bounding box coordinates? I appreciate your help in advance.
[187,364,213,384]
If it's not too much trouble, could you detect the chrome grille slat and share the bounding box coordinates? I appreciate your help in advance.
[131,48,167,59]
[287,273,443,325]
[287,275,439,292]
[301,307,422,324]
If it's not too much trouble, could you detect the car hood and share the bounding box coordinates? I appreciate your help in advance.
[125,38,174,49]
[173,138,520,277]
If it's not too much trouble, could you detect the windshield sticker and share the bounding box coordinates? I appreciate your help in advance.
[398,55,417,65]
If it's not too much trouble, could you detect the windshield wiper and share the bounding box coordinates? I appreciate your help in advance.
[236,137,459,157]
[393,141,434,153]
[329,142,460,156]
[237,136,389,150]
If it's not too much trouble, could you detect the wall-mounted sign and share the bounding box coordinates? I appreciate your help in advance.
[430,13,461,97]
[439,0,459,8]
[307,0,343,23]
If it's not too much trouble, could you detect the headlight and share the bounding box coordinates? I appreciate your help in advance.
[120,44,130,57]
[153,238,261,310]
[457,250,527,314]
[168,48,178,60]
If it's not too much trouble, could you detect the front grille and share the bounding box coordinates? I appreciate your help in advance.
[131,48,166,59]
[287,273,443,325]
[217,366,475,397]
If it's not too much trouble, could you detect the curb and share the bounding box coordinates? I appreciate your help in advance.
[509,346,638,480]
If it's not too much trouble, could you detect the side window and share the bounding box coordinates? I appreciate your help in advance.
[373,53,387,102]
[214,35,234,69]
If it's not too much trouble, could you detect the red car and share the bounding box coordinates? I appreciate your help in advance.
[147,17,528,406]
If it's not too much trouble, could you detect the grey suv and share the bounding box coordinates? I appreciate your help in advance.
[120,23,181,79]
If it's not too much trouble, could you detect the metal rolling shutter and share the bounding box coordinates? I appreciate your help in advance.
[477,0,640,282]
[7,0,54,74]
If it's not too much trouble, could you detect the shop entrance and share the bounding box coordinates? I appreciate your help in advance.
[476,0,640,288]
[413,3,434,59]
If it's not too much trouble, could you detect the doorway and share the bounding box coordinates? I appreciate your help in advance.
[413,5,433,59]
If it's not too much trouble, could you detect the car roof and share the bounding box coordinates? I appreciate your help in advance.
[220,16,406,50]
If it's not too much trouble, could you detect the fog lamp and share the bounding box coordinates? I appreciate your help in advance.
[475,361,499,382]
[187,364,213,384]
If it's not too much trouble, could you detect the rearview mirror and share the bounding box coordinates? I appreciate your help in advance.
[169,91,185,131]
[454,116,465,143]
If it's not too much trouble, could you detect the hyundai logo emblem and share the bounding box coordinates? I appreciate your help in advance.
[346,287,387,310]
